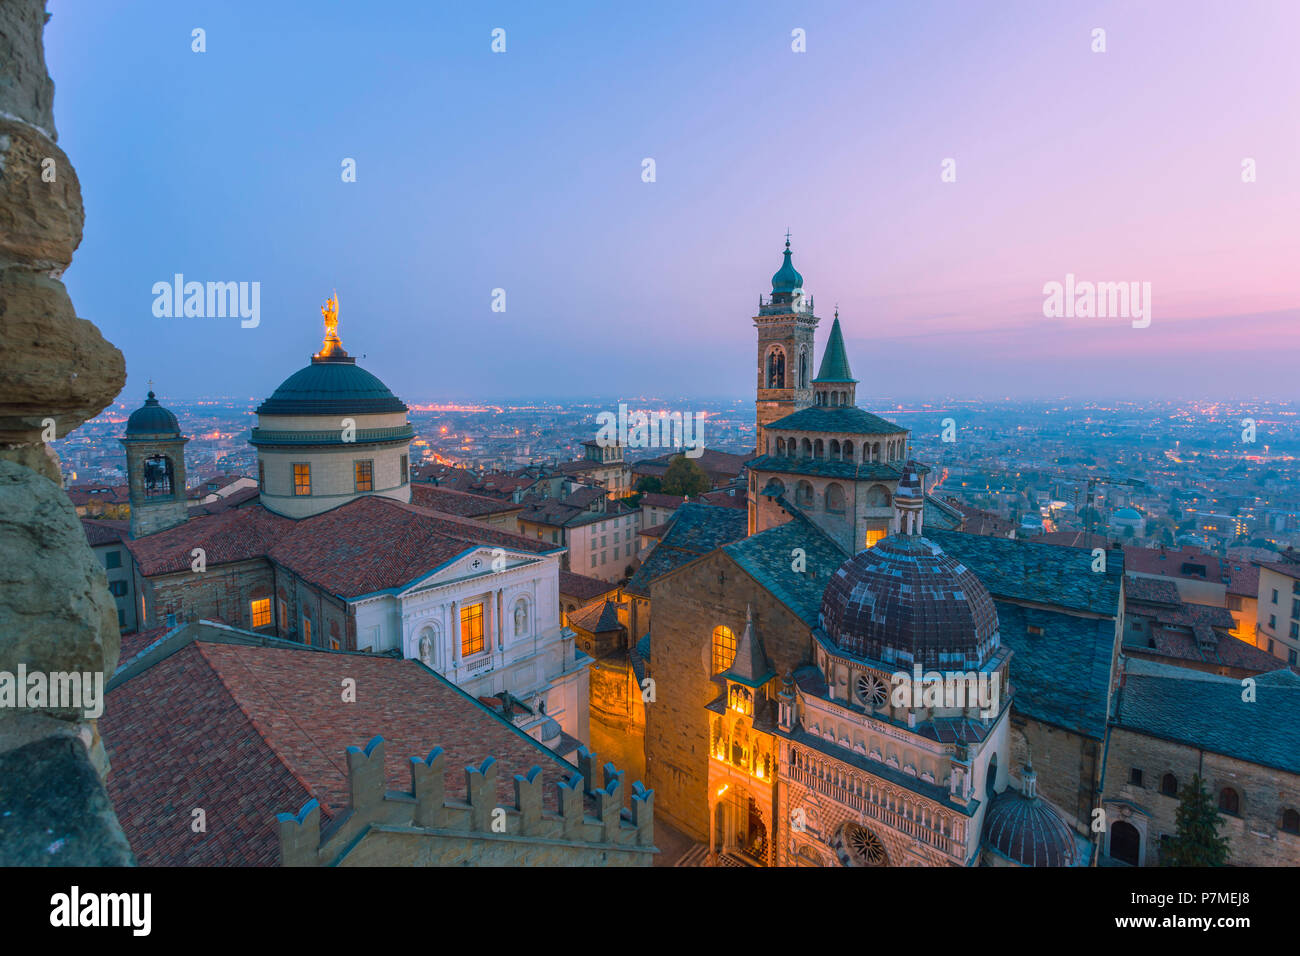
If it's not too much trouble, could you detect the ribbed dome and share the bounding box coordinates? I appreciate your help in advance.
[982,787,1079,867]
[771,240,804,293]
[125,391,180,436]
[819,535,999,669]
[257,356,407,416]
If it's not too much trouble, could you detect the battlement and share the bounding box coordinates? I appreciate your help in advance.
[277,738,655,866]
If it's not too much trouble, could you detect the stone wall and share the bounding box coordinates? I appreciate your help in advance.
[0,0,132,865]
[1009,715,1102,835]
[644,549,813,840]
[1102,726,1300,866]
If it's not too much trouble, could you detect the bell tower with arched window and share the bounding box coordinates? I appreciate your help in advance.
[754,235,818,455]
[120,389,190,538]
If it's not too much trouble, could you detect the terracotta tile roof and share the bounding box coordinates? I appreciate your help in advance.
[80,517,129,546]
[128,496,557,597]
[115,623,176,671]
[123,504,293,576]
[66,483,129,506]
[1124,575,1181,605]
[699,486,747,509]
[558,570,616,603]
[409,483,522,517]
[939,499,1019,538]
[102,640,576,866]
[1124,544,1224,583]
[266,496,556,598]
[1030,530,1110,551]
[187,486,260,517]
[1255,554,1300,582]
[638,493,685,509]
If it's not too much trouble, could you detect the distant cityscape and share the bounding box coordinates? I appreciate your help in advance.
[60,395,1300,557]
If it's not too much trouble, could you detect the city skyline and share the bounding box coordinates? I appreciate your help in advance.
[44,0,1300,403]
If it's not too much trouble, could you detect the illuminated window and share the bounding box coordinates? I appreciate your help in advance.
[461,602,485,657]
[293,463,311,496]
[865,529,887,549]
[712,625,736,674]
[302,616,312,646]
[354,459,374,492]
[250,598,271,628]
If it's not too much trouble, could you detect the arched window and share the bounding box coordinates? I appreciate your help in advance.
[814,439,824,458]
[800,438,812,457]
[1160,773,1178,797]
[826,483,845,514]
[763,477,785,498]
[872,441,882,462]
[829,439,840,458]
[799,348,807,388]
[843,440,854,462]
[795,481,814,509]
[776,437,786,456]
[766,348,786,389]
[1282,809,1300,834]
[1219,787,1240,815]
[865,484,891,508]
[712,625,736,674]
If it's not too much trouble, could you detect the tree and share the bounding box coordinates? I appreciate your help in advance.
[660,455,710,497]
[1161,774,1230,866]
[635,475,663,494]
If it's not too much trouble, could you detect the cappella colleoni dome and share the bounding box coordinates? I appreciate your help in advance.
[819,535,1000,670]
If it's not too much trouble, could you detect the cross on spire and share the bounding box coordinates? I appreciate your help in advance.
[784,228,792,247]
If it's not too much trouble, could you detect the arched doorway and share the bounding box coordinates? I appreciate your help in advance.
[1110,820,1141,865]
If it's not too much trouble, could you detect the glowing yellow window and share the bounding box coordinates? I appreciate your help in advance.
[354,460,373,492]
[293,463,311,496]
[865,529,887,549]
[250,598,271,628]
[461,602,485,657]
[712,625,736,674]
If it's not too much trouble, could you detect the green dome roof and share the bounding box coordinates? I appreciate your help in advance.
[771,240,804,293]
[125,391,181,436]
[257,356,407,416]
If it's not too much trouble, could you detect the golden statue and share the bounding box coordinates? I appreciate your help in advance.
[315,291,347,359]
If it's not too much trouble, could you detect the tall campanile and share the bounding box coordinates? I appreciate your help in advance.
[753,236,819,455]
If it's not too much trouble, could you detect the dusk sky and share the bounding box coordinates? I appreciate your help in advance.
[45,1,1300,404]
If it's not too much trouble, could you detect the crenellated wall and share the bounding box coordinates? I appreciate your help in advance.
[278,738,655,866]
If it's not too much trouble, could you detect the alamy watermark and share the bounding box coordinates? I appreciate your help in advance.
[1042,273,1151,328]
[594,403,705,458]
[0,665,103,719]
[151,274,260,328]
[889,666,1000,719]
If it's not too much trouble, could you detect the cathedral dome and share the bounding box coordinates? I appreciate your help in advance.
[982,773,1080,867]
[256,356,408,417]
[125,391,180,437]
[819,535,999,669]
[771,240,803,293]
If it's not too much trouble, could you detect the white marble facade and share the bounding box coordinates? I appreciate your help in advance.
[353,546,591,748]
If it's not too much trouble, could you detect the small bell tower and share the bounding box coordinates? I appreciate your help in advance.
[120,387,189,538]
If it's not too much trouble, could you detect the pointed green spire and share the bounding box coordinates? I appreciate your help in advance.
[813,314,856,383]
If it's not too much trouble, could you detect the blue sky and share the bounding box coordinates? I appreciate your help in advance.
[45,1,1300,404]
